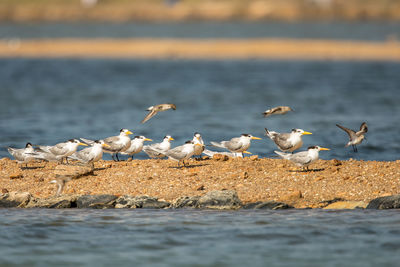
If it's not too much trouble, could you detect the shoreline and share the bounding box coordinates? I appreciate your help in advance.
[1,38,400,61]
[1,157,399,209]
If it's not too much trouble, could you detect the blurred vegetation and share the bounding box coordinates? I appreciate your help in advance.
[0,0,399,22]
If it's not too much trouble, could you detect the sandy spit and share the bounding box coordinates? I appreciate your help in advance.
[1,157,399,208]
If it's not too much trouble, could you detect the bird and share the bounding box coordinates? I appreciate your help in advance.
[265,128,312,153]
[275,146,330,171]
[120,136,153,159]
[336,122,368,152]
[192,132,205,158]
[263,106,293,117]
[82,129,133,161]
[159,140,202,167]
[210,134,262,157]
[36,139,88,164]
[7,142,39,167]
[143,135,174,158]
[141,103,176,123]
[68,140,110,167]
[49,176,72,196]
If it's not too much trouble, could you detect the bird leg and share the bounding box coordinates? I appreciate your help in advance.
[116,153,120,161]
[352,145,358,153]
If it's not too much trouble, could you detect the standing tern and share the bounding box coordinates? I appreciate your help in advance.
[141,103,176,123]
[210,134,262,157]
[275,146,330,171]
[263,106,293,117]
[192,132,205,158]
[336,122,368,152]
[37,139,88,164]
[101,128,133,161]
[68,140,110,166]
[121,136,153,159]
[7,142,38,167]
[265,128,312,153]
[159,140,202,167]
[143,135,174,158]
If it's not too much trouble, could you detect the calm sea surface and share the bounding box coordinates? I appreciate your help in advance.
[1,209,400,267]
[1,22,400,266]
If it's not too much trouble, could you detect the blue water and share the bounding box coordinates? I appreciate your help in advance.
[1,22,400,41]
[0,58,399,161]
[0,209,400,266]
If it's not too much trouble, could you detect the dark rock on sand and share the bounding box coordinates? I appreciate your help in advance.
[367,195,400,209]
[115,195,170,209]
[76,195,118,209]
[26,195,78,208]
[172,196,201,208]
[243,201,293,210]
[196,190,242,209]
[0,192,32,208]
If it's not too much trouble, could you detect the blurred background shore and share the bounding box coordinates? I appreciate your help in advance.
[1,0,400,22]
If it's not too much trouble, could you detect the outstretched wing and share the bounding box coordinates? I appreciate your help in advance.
[359,122,368,133]
[141,109,157,123]
[336,124,356,139]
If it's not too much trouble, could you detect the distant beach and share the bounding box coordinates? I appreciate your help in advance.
[1,38,399,61]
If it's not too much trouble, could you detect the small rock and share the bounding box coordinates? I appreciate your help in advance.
[197,185,205,191]
[243,201,293,210]
[202,156,210,160]
[212,154,229,161]
[241,171,249,179]
[249,155,259,161]
[115,195,170,209]
[9,172,23,179]
[197,190,242,210]
[367,194,400,209]
[0,191,32,208]
[332,159,342,166]
[76,195,118,209]
[172,196,200,208]
[26,195,79,209]
[2,188,9,194]
[280,190,302,202]
[323,201,367,209]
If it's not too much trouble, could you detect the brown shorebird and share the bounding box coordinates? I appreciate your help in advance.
[336,122,368,152]
[263,106,293,117]
[141,103,176,123]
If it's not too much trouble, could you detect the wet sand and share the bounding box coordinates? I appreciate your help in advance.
[1,157,399,208]
[1,38,400,61]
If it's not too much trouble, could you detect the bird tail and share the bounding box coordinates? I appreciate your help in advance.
[274,150,290,159]
[210,141,225,149]
[80,138,95,145]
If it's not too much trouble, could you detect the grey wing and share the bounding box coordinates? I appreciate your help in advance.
[149,143,163,150]
[336,124,356,139]
[166,145,186,159]
[290,152,312,165]
[224,138,243,151]
[141,110,157,123]
[274,133,295,150]
[49,143,69,155]
[80,138,96,145]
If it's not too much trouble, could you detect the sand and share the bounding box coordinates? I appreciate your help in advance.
[1,38,400,61]
[1,156,399,208]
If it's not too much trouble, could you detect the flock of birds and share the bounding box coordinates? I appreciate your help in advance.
[7,104,368,171]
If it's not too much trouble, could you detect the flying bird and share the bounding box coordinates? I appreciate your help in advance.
[265,128,312,153]
[141,103,176,123]
[263,106,293,117]
[336,122,368,152]
[275,146,330,171]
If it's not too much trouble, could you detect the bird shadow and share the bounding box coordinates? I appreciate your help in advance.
[21,165,45,170]
[169,163,210,169]
[288,168,325,173]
